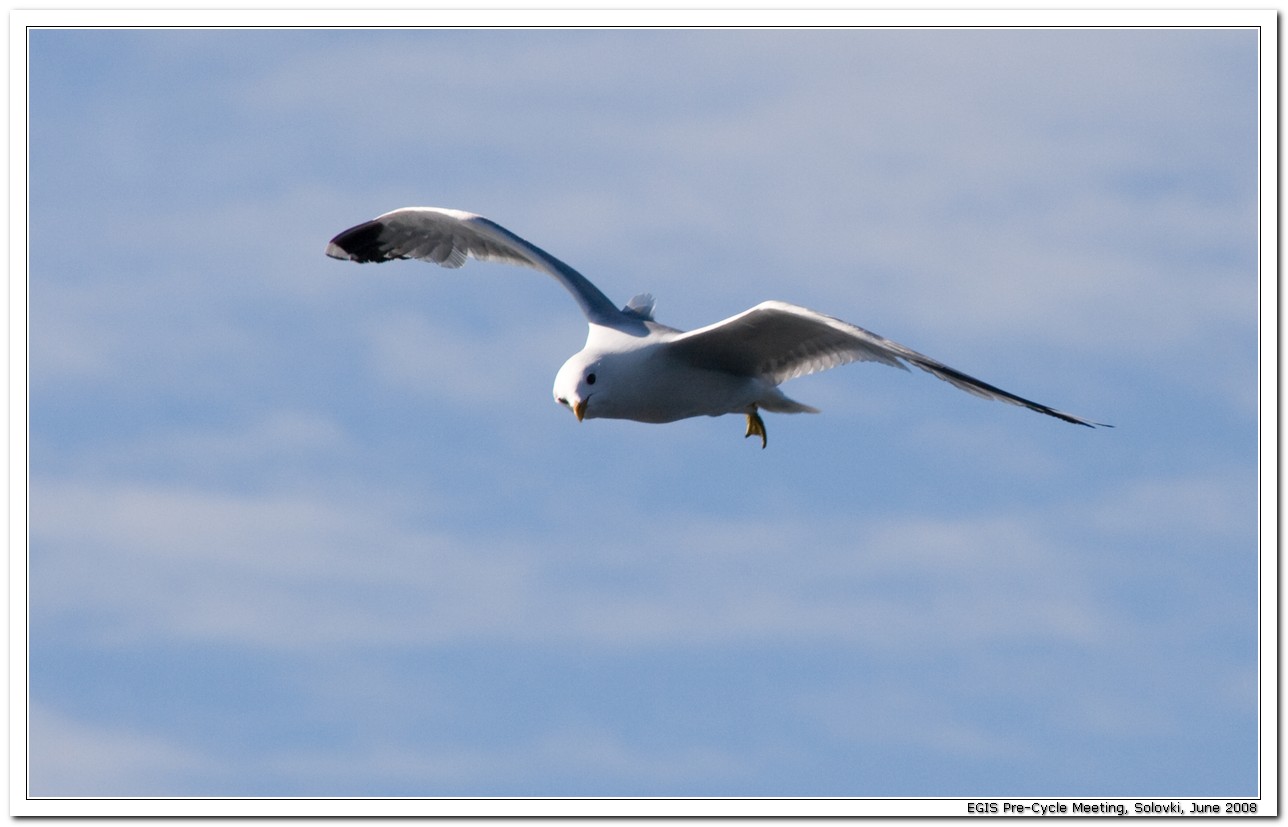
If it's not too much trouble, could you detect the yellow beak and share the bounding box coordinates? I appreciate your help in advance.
[573,399,588,422]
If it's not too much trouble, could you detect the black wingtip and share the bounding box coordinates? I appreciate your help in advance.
[325,219,393,263]
[926,361,1108,429]
[1047,410,1110,429]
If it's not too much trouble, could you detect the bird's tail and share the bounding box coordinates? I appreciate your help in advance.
[757,388,820,415]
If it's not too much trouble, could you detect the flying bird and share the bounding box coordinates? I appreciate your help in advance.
[326,207,1107,447]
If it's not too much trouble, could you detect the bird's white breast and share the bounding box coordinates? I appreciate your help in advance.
[575,325,765,423]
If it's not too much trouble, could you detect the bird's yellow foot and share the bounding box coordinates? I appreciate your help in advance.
[744,409,767,449]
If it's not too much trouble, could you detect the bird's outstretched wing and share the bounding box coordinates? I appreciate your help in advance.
[326,207,623,324]
[667,301,1107,427]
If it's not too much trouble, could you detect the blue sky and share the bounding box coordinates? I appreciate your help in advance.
[23,25,1262,800]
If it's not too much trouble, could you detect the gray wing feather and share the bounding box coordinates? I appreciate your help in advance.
[326,207,622,324]
[668,301,1106,428]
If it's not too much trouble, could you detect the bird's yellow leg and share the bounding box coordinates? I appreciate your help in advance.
[744,408,767,449]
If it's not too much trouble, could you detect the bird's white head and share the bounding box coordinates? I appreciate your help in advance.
[553,352,603,422]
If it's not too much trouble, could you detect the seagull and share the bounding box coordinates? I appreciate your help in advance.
[326,207,1108,447]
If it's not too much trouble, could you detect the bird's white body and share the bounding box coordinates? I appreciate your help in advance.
[326,206,1106,446]
[555,323,808,424]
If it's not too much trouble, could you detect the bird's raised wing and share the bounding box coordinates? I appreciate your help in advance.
[667,301,1106,427]
[326,207,623,324]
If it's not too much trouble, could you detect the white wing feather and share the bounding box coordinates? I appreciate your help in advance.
[668,301,1105,427]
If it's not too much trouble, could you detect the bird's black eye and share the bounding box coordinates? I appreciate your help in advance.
[586,372,597,386]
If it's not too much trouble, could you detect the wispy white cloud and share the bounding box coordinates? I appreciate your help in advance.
[365,307,579,409]
[33,462,1247,656]
[264,724,751,795]
[1086,471,1252,541]
[27,704,213,797]
[30,693,752,797]
[30,477,537,649]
